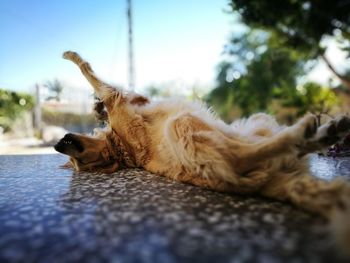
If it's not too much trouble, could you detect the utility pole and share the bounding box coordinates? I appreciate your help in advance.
[127,0,135,90]
[34,83,42,134]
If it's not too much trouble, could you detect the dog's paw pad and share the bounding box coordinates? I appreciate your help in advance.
[336,116,350,133]
[319,135,340,146]
[327,121,337,136]
[315,116,350,147]
[304,119,317,139]
[302,114,318,139]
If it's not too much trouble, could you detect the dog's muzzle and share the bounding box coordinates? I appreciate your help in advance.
[54,133,84,154]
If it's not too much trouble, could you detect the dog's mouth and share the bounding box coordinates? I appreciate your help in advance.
[54,133,84,155]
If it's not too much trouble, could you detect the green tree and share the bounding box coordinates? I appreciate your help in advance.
[207,29,339,121]
[281,82,339,116]
[44,79,64,101]
[0,89,34,131]
[207,30,306,119]
[230,0,350,89]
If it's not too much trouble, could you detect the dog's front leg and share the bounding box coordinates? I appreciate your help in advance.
[63,51,120,102]
[63,51,151,167]
[63,51,149,112]
[62,51,135,120]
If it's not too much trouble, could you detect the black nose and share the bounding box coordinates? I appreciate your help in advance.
[54,133,84,153]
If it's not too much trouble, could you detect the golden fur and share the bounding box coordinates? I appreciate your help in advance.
[55,51,350,255]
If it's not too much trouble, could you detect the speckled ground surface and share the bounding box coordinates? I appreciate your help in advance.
[0,154,350,263]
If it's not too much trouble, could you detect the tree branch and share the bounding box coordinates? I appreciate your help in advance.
[321,53,350,90]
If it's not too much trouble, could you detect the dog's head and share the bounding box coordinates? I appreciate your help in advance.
[54,130,135,173]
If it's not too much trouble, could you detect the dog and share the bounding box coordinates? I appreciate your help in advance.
[55,51,350,254]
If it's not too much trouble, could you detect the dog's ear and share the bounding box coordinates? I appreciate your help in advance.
[130,94,150,106]
[93,99,109,124]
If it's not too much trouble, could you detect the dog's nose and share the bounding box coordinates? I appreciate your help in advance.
[54,133,84,153]
[54,138,65,153]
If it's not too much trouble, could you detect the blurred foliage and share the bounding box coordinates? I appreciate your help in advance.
[230,0,350,88]
[207,29,339,121]
[230,0,350,55]
[145,85,173,98]
[0,89,34,131]
[144,82,208,100]
[279,82,339,115]
[44,79,64,101]
[207,0,350,122]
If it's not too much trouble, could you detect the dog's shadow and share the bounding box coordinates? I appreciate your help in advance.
[58,169,146,212]
[58,168,319,228]
[56,168,340,262]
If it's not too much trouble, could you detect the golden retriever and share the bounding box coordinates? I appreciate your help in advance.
[55,51,350,254]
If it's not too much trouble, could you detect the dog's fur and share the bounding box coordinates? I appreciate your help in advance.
[55,51,350,254]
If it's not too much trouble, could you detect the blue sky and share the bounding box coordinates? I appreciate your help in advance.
[0,0,236,96]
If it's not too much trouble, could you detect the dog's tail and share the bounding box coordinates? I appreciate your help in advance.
[329,185,350,258]
[262,173,350,258]
[286,176,350,258]
[63,51,114,99]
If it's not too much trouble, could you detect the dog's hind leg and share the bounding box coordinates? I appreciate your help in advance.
[164,113,272,192]
[297,114,350,156]
[225,114,319,173]
[234,114,350,169]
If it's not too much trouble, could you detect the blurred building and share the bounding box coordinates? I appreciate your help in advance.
[41,100,92,114]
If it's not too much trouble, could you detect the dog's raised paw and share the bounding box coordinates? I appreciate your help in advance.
[291,114,318,140]
[312,115,350,147]
[304,115,318,139]
[283,114,319,149]
[336,115,350,133]
[293,114,350,154]
[63,51,79,60]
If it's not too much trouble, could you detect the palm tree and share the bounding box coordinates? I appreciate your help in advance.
[44,79,64,102]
